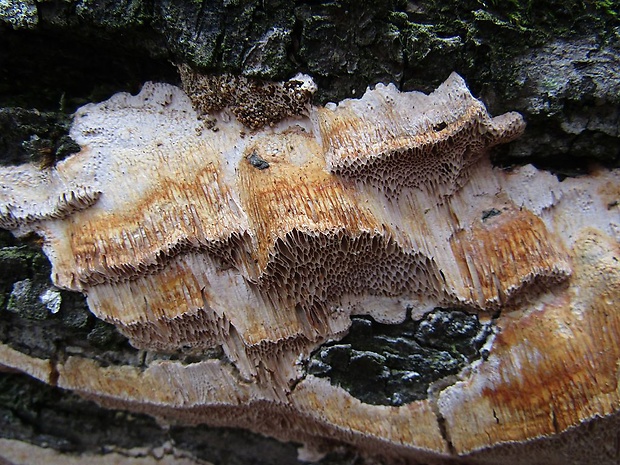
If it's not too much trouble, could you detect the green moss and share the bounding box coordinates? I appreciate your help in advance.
[596,0,618,17]
[86,320,128,349]
[0,242,52,304]
[417,0,617,38]
[1,0,617,110]
[0,247,43,278]
[394,0,619,94]
[295,0,405,102]
[6,279,50,321]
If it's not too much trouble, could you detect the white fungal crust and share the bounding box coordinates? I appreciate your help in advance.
[0,163,100,230]
[1,72,619,464]
[0,75,567,375]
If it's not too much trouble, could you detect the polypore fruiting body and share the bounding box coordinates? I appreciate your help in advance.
[0,73,618,464]
[318,74,525,197]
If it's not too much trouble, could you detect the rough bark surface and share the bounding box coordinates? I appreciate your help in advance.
[0,1,619,465]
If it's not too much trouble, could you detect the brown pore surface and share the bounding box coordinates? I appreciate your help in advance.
[237,130,442,309]
[54,142,247,289]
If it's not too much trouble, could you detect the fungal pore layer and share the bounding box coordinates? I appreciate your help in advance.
[1,72,619,464]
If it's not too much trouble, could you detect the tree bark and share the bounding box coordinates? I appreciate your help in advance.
[0,1,618,464]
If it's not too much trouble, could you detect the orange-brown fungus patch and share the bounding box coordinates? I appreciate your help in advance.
[450,206,571,308]
[440,229,620,454]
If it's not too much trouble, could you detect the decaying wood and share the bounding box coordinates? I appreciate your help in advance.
[0,72,618,464]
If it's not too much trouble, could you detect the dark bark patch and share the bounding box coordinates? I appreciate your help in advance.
[308,308,492,406]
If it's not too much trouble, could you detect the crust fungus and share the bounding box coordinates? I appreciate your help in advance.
[1,71,619,464]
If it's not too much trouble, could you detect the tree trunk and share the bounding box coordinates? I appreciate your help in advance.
[0,2,619,464]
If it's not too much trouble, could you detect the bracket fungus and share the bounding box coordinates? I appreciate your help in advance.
[1,71,619,464]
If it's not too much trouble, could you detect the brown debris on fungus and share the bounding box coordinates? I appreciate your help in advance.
[1,72,619,464]
[178,64,317,130]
